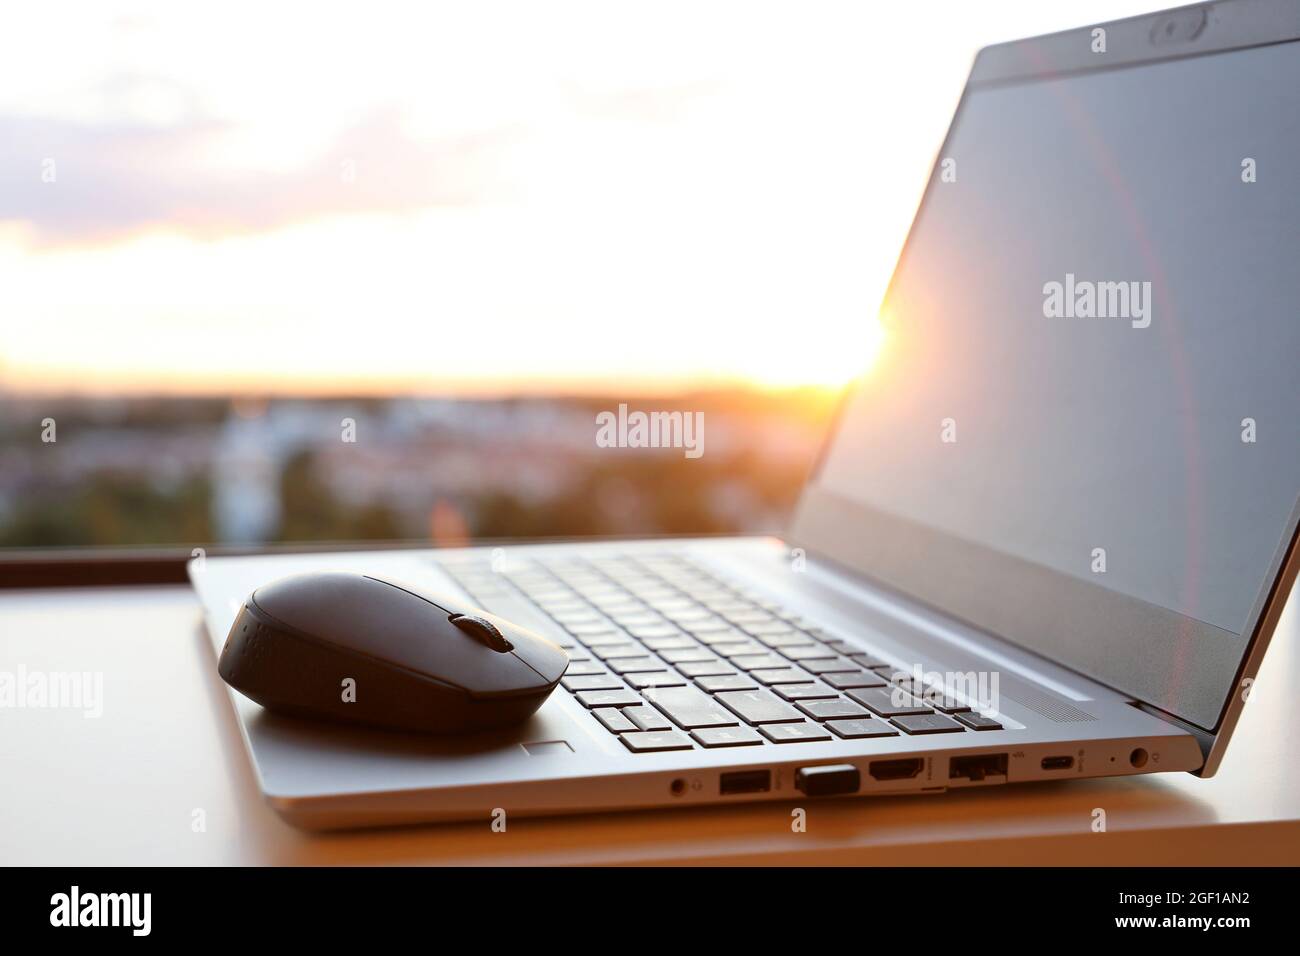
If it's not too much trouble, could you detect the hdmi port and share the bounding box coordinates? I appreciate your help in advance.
[869,758,925,781]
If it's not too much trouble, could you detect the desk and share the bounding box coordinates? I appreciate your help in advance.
[2,584,1297,865]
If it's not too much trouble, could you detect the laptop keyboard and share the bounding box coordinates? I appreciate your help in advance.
[438,552,1005,752]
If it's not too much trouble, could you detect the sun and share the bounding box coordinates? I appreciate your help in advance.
[741,310,889,390]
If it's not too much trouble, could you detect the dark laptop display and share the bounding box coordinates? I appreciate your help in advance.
[799,27,1300,729]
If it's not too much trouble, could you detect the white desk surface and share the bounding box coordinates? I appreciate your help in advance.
[2,583,1297,866]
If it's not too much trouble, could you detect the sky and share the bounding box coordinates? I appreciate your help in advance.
[0,0,1165,397]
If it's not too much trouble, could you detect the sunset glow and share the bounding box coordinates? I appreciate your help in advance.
[0,0,1158,397]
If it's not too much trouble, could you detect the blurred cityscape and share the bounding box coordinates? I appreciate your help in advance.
[0,390,839,550]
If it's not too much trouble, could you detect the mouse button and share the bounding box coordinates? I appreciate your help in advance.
[501,628,570,684]
[252,572,544,694]
[251,571,381,639]
[392,610,547,694]
[442,646,554,697]
[361,574,454,613]
[249,572,466,679]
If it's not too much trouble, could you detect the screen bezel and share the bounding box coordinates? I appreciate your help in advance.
[791,0,1300,736]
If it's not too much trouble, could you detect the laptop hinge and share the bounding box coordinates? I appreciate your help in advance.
[1127,700,1214,770]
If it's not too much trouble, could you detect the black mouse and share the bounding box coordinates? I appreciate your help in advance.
[217,570,568,735]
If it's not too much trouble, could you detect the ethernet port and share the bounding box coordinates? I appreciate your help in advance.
[949,753,1009,782]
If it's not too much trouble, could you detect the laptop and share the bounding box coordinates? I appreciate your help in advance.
[191,0,1300,829]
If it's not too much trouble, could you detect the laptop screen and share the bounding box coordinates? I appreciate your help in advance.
[803,33,1299,724]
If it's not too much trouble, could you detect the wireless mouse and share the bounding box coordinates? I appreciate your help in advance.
[217,570,569,735]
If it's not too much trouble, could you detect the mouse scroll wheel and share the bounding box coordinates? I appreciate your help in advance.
[449,614,514,653]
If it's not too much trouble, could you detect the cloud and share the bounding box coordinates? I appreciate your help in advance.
[0,103,512,247]
[562,78,721,123]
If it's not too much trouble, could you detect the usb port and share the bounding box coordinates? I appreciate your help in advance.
[719,770,771,795]
[1041,755,1074,771]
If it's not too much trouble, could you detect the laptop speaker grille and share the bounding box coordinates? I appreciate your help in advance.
[1005,683,1097,722]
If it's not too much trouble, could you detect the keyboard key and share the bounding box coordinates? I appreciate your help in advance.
[740,620,796,636]
[850,652,893,669]
[621,731,694,753]
[800,657,859,674]
[643,686,739,729]
[926,695,972,714]
[691,726,763,748]
[892,713,966,735]
[561,629,616,642]
[611,613,660,628]
[681,619,735,635]
[676,659,733,677]
[757,633,815,648]
[782,615,816,629]
[716,689,803,725]
[660,648,718,664]
[954,712,1004,731]
[721,609,773,625]
[626,671,688,689]
[680,590,731,604]
[772,682,839,702]
[711,640,768,658]
[662,608,713,624]
[760,722,833,744]
[579,632,626,647]
[562,674,624,692]
[563,661,607,676]
[609,657,666,674]
[796,698,872,721]
[553,611,602,625]
[695,674,757,693]
[779,644,835,661]
[701,599,751,613]
[731,653,791,671]
[646,598,695,613]
[889,675,931,695]
[593,708,637,733]
[826,718,899,739]
[525,593,572,609]
[641,636,698,651]
[846,688,932,717]
[576,689,643,708]
[751,667,812,685]
[695,629,749,645]
[824,670,888,689]
[624,705,673,732]
[890,676,966,713]
[590,595,639,611]
[591,643,645,659]
[626,624,679,640]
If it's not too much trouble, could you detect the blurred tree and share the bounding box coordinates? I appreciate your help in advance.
[275,450,401,543]
[0,474,211,547]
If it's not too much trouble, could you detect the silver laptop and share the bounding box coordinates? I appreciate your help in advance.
[191,0,1300,830]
